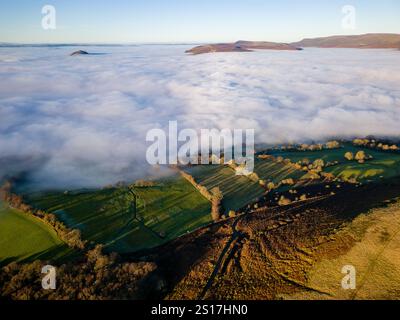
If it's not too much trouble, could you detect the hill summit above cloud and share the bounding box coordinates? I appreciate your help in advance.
[186,33,400,54]
[291,33,400,49]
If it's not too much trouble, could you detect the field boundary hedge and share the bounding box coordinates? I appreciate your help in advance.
[0,181,86,250]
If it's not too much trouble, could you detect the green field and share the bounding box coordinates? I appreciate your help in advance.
[25,174,212,253]
[14,142,400,258]
[184,165,265,212]
[0,201,69,266]
[268,143,400,182]
[254,158,305,182]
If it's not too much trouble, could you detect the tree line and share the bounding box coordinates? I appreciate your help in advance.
[0,181,85,250]
[179,171,224,221]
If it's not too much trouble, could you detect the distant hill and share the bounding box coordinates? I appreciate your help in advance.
[291,33,400,49]
[186,41,302,55]
[186,34,400,55]
[70,50,89,56]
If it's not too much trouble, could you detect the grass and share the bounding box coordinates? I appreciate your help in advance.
[17,143,400,258]
[253,158,306,190]
[25,174,212,253]
[285,199,400,300]
[183,165,265,212]
[268,143,400,183]
[0,201,70,267]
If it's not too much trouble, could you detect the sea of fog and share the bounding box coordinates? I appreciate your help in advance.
[0,45,400,188]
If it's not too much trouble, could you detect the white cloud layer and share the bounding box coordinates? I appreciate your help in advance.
[0,46,400,188]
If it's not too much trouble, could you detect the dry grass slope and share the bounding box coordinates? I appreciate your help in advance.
[286,199,400,300]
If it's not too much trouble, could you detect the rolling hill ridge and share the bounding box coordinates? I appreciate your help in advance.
[186,33,400,54]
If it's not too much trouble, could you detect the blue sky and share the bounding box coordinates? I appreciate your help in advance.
[0,0,399,43]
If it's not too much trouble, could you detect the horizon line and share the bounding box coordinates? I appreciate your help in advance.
[2,32,399,47]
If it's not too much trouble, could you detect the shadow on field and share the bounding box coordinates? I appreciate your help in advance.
[2,245,78,268]
[0,256,20,268]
